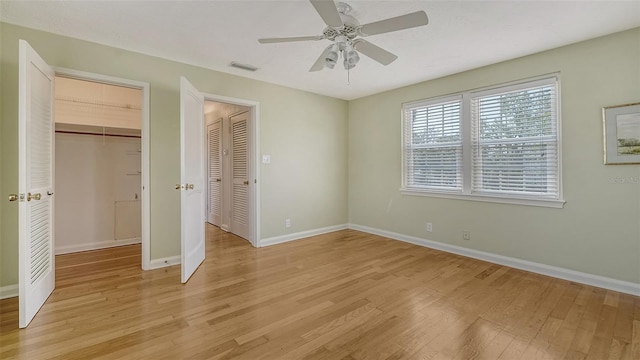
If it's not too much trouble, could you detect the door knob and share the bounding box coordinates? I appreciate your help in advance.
[176,184,184,190]
[8,194,18,202]
[27,192,41,201]
[243,180,249,185]
[216,178,221,182]
[187,184,194,190]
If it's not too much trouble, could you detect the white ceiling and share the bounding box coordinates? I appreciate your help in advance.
[2,1,639,100]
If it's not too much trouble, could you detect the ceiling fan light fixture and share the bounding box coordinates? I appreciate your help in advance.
[343,58,356,70]
[325,50,338,65]
[325,44,339,67]
[346,49,360,66]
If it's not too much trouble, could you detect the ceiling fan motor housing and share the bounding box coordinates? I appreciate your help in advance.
[322,13,360,41]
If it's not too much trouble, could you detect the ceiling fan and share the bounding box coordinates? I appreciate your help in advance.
[258,0,429,72]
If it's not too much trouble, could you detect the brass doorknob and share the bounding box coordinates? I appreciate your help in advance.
[243,180,249,185]
[187,184,194,190]
[175,184,184,190]
[8,194,18,202]
[27,192,41,201]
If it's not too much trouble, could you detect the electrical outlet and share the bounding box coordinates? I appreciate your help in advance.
[463,231,471,240]
[426,222,433,232]
[285,218,291,228]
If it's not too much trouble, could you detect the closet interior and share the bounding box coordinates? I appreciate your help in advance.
[54,76,143,255]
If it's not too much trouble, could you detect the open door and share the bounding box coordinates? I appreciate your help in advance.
[179,77,205,283]
[17,40,56,328]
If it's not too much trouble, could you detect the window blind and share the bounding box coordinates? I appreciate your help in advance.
[470,80,559,198]
[403,97,463,191]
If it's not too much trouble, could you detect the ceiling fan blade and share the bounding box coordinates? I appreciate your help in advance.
[258,36,323,44]
[353,39,398,65]
[359,11,429,36]
[309,0,343,28]
[309,46,332,72]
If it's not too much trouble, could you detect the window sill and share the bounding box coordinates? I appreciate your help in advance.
[400,188,566,208]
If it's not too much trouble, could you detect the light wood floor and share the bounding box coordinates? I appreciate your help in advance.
[1,226,638,359]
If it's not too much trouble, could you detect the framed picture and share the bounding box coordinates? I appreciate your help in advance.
[603,102,640,164]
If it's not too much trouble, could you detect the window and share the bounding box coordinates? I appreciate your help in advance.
[403,95,463,191]
[402,76,563,207]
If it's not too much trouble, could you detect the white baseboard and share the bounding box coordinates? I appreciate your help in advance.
[56,238,142,255]
[260,224,349,247]
[0,284,18,299]
[348,223,640,296]
[148,255,181,270]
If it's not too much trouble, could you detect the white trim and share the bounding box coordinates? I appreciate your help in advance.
[260,224,349,247]
[202,93,261,248]
[55,238,142,255]
[148,255,181,270]
[400,189,566,208]
[52,67,151,271]
[0,284,19,299]
[348,223,640,296]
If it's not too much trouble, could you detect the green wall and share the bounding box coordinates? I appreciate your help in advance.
[0,23,349,287]
[348,28,640,284]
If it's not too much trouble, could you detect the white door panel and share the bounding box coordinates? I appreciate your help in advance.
[18,40,56,328]
[179,77,205,283]
[230,111,250,240]
[207,120,222,226]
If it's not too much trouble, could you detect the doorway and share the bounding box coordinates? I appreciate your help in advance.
[54,76,143,258]
[203,95,259,246]
[53,69,151,269]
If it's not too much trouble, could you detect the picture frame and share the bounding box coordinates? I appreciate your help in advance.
[603,102,640,164]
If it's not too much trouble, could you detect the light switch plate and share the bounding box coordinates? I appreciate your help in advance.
[262,155,271,164]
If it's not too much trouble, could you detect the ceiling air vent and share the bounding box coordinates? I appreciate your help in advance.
[229,62,258,72]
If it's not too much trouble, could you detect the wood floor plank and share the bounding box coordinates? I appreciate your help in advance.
[1,226,638,359]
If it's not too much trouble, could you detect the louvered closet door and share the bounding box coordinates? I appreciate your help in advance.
[207,119,222,226]
[18,40,56,328]
[230,111,250,240]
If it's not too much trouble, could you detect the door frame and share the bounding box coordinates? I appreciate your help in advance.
[53,67,151,269]
[203,93,260,247]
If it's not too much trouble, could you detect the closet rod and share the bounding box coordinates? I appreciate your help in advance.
[55,97,142,111]
[55,130,141,139]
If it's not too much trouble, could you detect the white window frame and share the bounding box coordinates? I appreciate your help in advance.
[401,75,565,208]
[401,94,464,193]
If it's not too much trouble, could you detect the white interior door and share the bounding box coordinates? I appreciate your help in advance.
[179,77,205,283]
[230,111,251,240]
[207,119,222,226]
[18,40,56,328]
